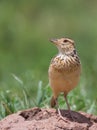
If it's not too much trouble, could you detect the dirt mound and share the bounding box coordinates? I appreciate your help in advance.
[0,107,97,130]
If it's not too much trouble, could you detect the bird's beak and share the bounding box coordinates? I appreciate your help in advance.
[50,39,58,44]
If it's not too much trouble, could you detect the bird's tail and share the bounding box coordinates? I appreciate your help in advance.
[50,96,56,107]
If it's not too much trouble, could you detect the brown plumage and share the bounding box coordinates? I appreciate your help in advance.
[48,37,81,120]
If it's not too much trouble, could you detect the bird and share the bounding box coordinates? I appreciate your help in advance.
[48,37,81,120]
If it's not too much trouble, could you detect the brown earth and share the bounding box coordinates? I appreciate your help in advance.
[0,107,97,130]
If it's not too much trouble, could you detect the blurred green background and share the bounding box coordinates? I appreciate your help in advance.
[0,0,97,118]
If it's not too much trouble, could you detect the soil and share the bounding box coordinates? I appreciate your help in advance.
[0,107,97,130]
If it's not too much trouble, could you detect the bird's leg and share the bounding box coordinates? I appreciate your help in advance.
[55,98,67,122]
[64,94,74,120]
[55,98,61,116]
[64,94,71,111]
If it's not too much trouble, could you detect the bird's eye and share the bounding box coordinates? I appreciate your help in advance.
[63,39,68,43]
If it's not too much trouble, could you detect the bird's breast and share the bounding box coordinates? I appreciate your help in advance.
[48,55,81,97]
[50,54,81,73]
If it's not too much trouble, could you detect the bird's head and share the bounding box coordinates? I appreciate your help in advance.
[50,38,75,55]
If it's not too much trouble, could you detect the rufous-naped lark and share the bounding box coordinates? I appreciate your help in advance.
[48,37,81,119]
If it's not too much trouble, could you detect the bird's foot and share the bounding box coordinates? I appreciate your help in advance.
[57,108,68,122]
[57,109,75,122]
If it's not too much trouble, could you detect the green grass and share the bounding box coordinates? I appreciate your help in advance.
[0,72,97,120]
